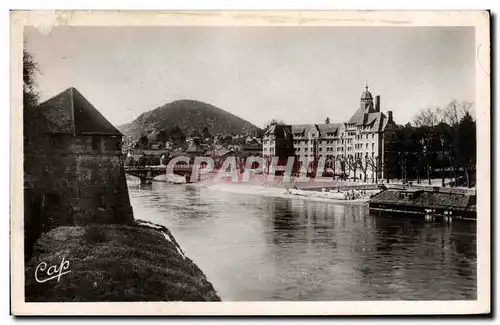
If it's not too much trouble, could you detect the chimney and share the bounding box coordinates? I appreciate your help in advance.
[388,111,393,123]
[375,95,380,112]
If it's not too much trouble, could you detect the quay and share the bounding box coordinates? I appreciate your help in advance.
[368,186,477,221]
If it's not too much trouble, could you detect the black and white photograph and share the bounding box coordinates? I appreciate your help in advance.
[11,10,490,315]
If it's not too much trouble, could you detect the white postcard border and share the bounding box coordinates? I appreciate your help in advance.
[10,10,490,316]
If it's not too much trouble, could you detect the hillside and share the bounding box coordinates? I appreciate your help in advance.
[118,99,261,140]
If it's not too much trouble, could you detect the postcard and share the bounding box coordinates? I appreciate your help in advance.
[10,10,490,316]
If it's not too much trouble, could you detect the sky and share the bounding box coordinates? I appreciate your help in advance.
[25,26,476,128]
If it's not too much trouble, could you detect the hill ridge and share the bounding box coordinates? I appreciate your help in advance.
[118,99,262,140]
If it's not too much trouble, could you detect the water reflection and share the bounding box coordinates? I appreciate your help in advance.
[128,182,477,301]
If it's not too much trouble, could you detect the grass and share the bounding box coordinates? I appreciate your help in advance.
[25,222,221,302]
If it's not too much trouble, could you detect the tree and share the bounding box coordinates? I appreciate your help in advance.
[23,50,39,109]
[137,135,149,149]
[325,117,330,124]
[413,107,441,128]
[169,126,186,144]
[356,155,369,182]
[156,129,169,143]
[345,155,358,181]
[201,126,213,140]
[335,156,347,180]
[22,50,47,261]
[441,100,473,127]
[366,155,381,183]
[440,100,473,186]
[456,112,476,187]
[393,124,413,182]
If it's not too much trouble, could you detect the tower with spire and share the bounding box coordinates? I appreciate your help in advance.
[360,83,374,112]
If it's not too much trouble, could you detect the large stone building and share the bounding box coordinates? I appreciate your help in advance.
[24,87,134,256]
[262,85,397,181]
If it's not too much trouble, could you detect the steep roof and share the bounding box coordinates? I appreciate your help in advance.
[347,110,388,132]
[316,123,343,136]
[264,124,292,138]
[37,87,122,136]
[291,124,317,136]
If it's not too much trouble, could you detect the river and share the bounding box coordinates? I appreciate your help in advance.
[127,180,477,301]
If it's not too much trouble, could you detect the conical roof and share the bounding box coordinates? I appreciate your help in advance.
[36,87,122,136]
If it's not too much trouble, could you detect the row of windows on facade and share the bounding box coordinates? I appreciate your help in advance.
[263,133,375,143]
[292,137,377,146]
[292,151,376,158]
[293,143,375,152]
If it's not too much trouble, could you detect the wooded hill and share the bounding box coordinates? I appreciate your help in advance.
[118,99,262,141]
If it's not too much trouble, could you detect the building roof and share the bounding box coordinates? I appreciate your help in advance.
[316,123,343,136]
[347,110,388,132]
[207,148,235,157]
[369,189,475,211]
[37,87,122,136]
[264,124,292,138]
[361,85,373,100]
[186,143,205,154]
[291,124,318,136]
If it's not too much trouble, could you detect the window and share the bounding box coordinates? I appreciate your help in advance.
[372,134,375,139]
[319,147,323,151]
[92,136,101,151]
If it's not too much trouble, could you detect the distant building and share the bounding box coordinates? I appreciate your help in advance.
[186,136,205,158]
[262,85,397,181]
[262,124,294,166]
[125,149,169,166]
[24,87,134,236]
[241,143,263,157]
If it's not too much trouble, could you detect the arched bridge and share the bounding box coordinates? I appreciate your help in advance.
[124,164,196,185]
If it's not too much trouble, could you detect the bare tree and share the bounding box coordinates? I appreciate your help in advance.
[345,155,358,181]
[413,107,441,128]
[366,155,380,183]
[356,155,369,183]
[441,100,473,127]
[440,100,474,186]
[335,155,347,180]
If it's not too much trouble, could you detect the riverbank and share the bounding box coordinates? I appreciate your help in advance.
[24,221,221,302]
